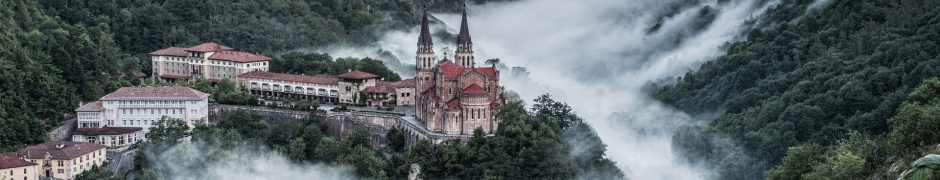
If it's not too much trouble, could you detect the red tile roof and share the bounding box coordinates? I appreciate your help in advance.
[75,101,104,112]
[490,102,500,109]
[237,71,339,85]
[338,70,380,80]
[132,71,148,78]
[148,47,188,57]
[446,98,461,109]
[363,81,397,94]
[184,42,233,52]
[101,87,209,100]
[159,74,190,79]
[73,126,143,136]
[0,154,36,169]
[11,141,106,160]
[472,67,497,78]
[394,78,415,88]
[208,51,272,63]
[462,84,487,95]
[438,60,467,79]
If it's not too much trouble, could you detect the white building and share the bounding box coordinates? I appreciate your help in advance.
[72,87,210,147]
[236,71,342,103]
[150,42,272,83]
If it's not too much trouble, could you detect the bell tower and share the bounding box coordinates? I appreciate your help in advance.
[416,9,435,70]
[415,7,436,122]
[454,5,474,68]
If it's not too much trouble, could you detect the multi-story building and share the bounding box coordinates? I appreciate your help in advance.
[394,79,416,106]
[0,155,38,180]
[71,87,210,145]
[236,71,341,103]
[414,8,503,135]
[236,70,418,106]
[149,42,272,83]
[2,141,106,180]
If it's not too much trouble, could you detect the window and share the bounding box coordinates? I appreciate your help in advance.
[58,160,63,166]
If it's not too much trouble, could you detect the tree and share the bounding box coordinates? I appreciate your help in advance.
[75,164,122,180]
[216,109,269,140]
[191,78,212,94]
[216,77,237,95]
[146,116,190,145]
[484,58,500,66]
[288,137,306,162]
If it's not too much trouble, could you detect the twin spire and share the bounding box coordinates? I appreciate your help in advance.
[417,3,475,67]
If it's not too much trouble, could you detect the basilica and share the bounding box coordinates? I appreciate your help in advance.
[415,8,504,135]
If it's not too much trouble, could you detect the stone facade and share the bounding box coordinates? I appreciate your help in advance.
[414,9,503,136]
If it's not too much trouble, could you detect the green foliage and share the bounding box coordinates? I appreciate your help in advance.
[396,94,624,179]
[387,127,405,152]
[37,0,422,55]
[270,52,402,82]
[656,0,940,178]
[288,137,306,163]
[216,109,270,140]
[75,164,121,180]
[146,116,190,144]
[889,78,940,149]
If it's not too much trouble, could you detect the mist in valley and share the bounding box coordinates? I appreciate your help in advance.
[325,0,790,179]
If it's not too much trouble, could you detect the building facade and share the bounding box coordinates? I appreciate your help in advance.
[3,141,106,180]
[150,42,272,83]
[414,9,503,135]
[0,155,38,180]
[236,71,341,103]
[71,87,210,145]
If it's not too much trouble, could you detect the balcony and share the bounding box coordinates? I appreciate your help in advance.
[118,104,184,108]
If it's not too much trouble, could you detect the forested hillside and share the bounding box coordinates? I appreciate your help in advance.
[0,0,421,152]
[0,0,129,152]
[654,0,940,179]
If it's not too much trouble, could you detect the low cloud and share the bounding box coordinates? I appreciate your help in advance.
[316,0,782,179]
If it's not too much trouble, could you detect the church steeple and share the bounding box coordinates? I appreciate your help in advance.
[416,8,435,70]
[455,4,475,68]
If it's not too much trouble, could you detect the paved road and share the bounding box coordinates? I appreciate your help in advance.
[107,148,137,177]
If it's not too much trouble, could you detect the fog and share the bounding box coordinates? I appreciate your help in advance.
[144,143,355,180]
[325,0,783,179]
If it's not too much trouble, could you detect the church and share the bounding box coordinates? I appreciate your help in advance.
[414,8,504,135]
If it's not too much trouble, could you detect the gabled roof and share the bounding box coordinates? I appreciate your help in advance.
[132,71,148,78]
[208,51,272,63]
[438,60,467,79]
[237,71,338,85]
[338,70,379,80]
[184,42,233,52]
[362,86,395,94]
[393,78,415,88]
[0,155,36,169]
[472,67,497,78]
[73,126,143,136]
[446,98,461,109]
[148,47,188,57]
[462,84,487,95]
[101,87,209,100]
[11,141,106,160]
[75,101,104,112]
